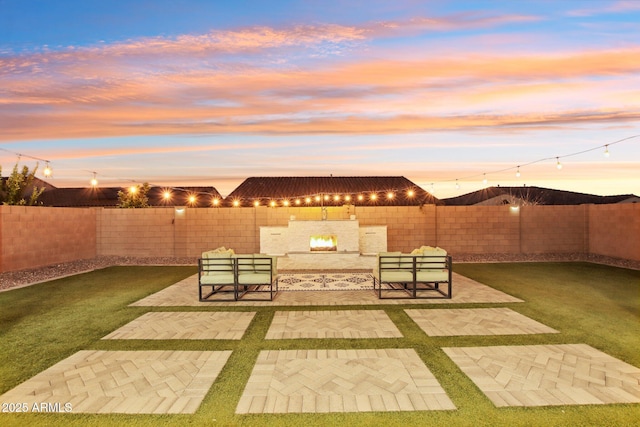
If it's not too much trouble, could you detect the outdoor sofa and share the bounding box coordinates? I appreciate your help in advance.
[373,246,452,299]
[198,247,278,301]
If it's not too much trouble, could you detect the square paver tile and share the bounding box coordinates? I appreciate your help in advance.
[265,310,403,339]
[443,344,640,407]
[102,311,255,340]
[406,308,558,336]
[236,348,455,413]
[0,350,232,414]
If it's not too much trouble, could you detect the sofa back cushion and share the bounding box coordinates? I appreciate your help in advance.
[201,251,234,274]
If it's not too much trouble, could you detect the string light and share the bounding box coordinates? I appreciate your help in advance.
[0,148,52,178]
[440,135,636,190]
[43,162,52,178]
[455,179,460,189]
[1,135,635,206]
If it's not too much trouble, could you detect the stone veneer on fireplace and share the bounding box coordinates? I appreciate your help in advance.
[260,220,386,256]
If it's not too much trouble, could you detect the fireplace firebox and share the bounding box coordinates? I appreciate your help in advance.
[310,234,337,252]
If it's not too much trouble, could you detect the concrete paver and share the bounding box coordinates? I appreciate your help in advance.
[131,272,523,307]
[265,310,402,339]
[0,350,232,414]
[236,348,456,413]
[102,311,255,340]
[443,344,640,407]
[406,307,558,336]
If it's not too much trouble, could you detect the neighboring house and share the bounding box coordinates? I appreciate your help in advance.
[443,186,639,206]
[224,176,440,207]
[37,185,223,208]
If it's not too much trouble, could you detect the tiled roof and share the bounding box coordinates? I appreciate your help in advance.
[224,176,439,206]
[442,186,638,206]
[37,186,223,208]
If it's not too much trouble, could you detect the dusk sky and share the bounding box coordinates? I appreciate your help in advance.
[1,0,639,199]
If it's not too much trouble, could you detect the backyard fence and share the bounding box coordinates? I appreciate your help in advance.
[0,203,638,273]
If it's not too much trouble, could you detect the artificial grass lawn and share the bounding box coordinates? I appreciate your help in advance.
[0,262,638,426]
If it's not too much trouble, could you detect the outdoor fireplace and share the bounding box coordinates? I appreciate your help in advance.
[310,234,337,252]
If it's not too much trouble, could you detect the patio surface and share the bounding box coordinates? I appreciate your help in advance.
[405,307,559,337]
[0,350,232,414]
[131,272,523,306]
[443,344,640,407]
[265,310,403,339]
[102,311,256,340]
[2,270,639,415]
[236,348,456,413]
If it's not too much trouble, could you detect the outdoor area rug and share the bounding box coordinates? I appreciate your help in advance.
[278,273,373,291]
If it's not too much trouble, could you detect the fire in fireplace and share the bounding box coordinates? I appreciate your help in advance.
[310,234,337,252]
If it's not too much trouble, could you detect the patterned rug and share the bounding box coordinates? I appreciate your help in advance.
[278,273,373,291]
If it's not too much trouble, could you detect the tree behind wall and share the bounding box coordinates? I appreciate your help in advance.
[117,183,151,208]
[0,163,44,205]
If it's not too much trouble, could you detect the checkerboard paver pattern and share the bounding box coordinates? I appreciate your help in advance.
[236,348,455,413]
[265,310,403,339]
[0,350,232,414]
[405,308,558,337]
[102,311,255,340]
[443,344,640,407]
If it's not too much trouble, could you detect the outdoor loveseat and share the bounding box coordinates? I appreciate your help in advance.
[198,248,278,301]
[373,246,452,299]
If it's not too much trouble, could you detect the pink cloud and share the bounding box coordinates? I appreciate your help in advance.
[2,18,640,142]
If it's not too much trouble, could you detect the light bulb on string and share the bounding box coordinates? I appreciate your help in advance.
[43,162,52,178]
[482,174,488,185]
[90,172,98,187]
[556,157,563,170]
[455,179,460,190]
[604,145,610,158]
[516,166,521,178]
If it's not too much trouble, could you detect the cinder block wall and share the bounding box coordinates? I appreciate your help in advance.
[2,204,639,273]
[589,203,640,261]
[520,205,588,253]
[434,205,520,254]
[0,206,96,272]
[98,208,175,257]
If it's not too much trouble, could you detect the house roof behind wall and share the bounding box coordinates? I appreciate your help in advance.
[37,186,223,207]
[224,176,440,206]
[442,186,639,206]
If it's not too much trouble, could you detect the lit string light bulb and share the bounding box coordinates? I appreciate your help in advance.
[556,157,563,170]
[482,174,488,185]
[516,166,521,177]
[90,172,98,187]
[43,162,52,178]
[604,145,610,158]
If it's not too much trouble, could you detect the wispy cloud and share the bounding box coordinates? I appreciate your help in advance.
[567,0,640,17]
[1,16,639,143]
